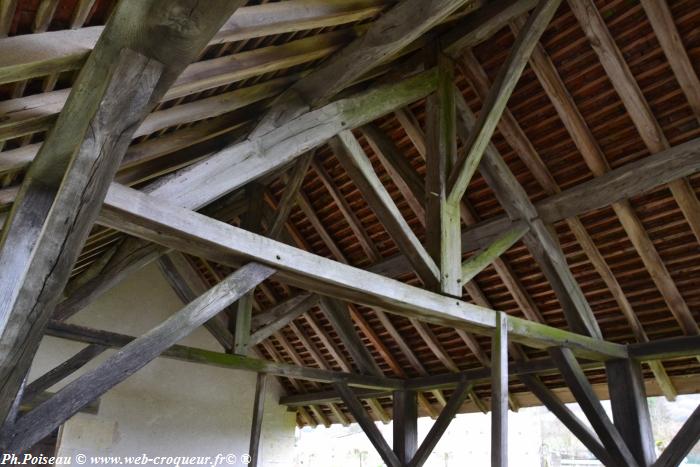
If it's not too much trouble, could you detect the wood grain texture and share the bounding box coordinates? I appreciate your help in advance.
[3,263,274,452]
[0,49,163,424]
[100,183,627,361]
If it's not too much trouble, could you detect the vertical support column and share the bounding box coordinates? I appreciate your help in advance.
[393,389,417,464]
[606,358,656,466]
[234,183,265,354]
[425,49,461,296]
[491,311,508,467]
[248,373,268,467]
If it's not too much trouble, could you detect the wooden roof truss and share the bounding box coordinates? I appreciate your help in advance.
[0,0,699,464]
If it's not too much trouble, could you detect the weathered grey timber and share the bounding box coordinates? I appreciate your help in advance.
[335,382,401,467]
[332,131,439,287]
[0,50,163,424]
[461,224,527,284]
[100,183,627,361]
[44,321,402,391]
[0,0,390,85]
[447,0,562,205]
[268,152,313,239]
[250,0,476,137]
[144,69,438,211]
[157,252,233,351]
[361,123,426,222]
[454,93,602,339]
[550,347,639,467]
[249,294,318,346]
[319,296,384,377]
[248,373,268,467]
[449,136,700,253]
[569,0,700,246]
[408,380,471,467]
[0,0,249,425]
[21,344,106,403]
[2,263,274,452]
[424,53,461,296]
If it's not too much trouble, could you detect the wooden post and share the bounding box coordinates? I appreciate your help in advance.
[491,311,508,467]
[550,347,639,466]
[606,359,656,466]
[234,183,265,355]
[248,373,268,467]
[393,390,418,464]
[425,50,461,296]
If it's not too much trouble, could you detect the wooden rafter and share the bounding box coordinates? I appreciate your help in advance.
[447,0,562,205]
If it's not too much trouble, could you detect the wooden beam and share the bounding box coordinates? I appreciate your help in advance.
[447,0,561,204]
[519,374,613,464]
[491,311,508,467]
[0,50,163,425]
[332,131,439,287]
[249,294,318,346]
[2,263,273,452]
[0,0,250,424]
[250,0,475,137]
[568,0,700,246]
[550,347,639,467]
[461,223,527,284]
[22,344,106,404]
[335,382,401,467]
[248,373,268,467]
[454,93,602,339]
[101,183,627,361]
[606,359,656,466]
[157,252,233,351]
[653,405,700,467]
[361,123,426,225]
[0,0,391,85]
[33,0,59,32]
[268,153,313,239]
[441,0,539,58]
[234,184,265,355]
[629,336,700,362]
[640,0,700,121]
[70,0,97,29]
[461,36,678,399]
[145,69,438,212]
[393,390,418,464]
[319,296,384,377]
[424,53,462,296]
[451,137,700,251]
[408,380,471,467]
[0,0,17,36]
[44,320,401,390]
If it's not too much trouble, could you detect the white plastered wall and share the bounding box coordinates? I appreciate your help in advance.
[27,263,297,466]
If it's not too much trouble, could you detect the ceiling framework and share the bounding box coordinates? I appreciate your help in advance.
[0,0,699,464]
